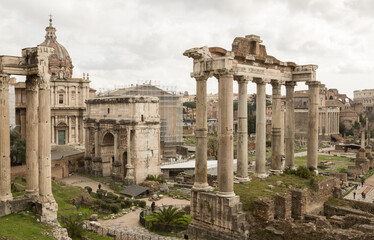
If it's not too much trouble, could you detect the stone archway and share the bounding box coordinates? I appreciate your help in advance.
[101,132,114,176]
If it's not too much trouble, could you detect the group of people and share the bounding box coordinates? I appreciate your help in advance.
[352,178,367,200]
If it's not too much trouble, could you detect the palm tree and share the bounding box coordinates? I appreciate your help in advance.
[145,205,191,232]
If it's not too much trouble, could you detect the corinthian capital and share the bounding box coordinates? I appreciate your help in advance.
[38,76,50,90]
[0,74,10,91]
[26,75,39,91]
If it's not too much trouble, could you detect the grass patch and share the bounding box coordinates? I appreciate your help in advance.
[325,197,348,207]
[52,181,102,219]
[0,213,54,240]
[234,174,326,212]
[294,155,354,173]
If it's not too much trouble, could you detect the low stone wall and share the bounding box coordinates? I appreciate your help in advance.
[0,198,32,217]
[308,177,340,214]
[346,199,374,215]
[323,203,374,218]
[84,221,180,240]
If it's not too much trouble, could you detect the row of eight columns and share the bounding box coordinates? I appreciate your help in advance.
[193,72,320,197]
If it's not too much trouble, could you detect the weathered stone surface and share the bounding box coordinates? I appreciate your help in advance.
[254,197,274,223]
[274,193,291,220]
[291,189,307,220]
[89,214,98,221]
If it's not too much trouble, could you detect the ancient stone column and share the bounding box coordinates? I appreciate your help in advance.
[94,124,100,158]
[271,80,282,172]
[38,78,54,202]
[236,77,250,182]
[285,81,296,169]
[75,116,79,143]
[254,78,267,178]
[306,81,320,172]
[68,116,72,144]
[361,130,365,148]
[280,104,285,155]
[193,75,210,190]
[51,117,55,144]
[0,74,12,202]
[25,76,39,199]
[217,73,235,197]
[84,126,90,157]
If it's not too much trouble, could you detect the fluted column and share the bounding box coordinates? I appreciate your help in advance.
[280,104,285,155]
[84,125,90,157]
[193,74,210,190]
[68,116,72,144]
[38,78,53,202]
[94,124,100,158]
[271,80,282,172]
[25,76,39,199]
[0,74,12,201]
[236,78,250,182]
[254,78,267,178]
[307,81,320,172]
[285,81,296,169]
[75,116,79,143]
[217,73,235,197]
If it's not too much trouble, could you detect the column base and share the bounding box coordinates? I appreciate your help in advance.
[36,199,58,224]
[24,190,39,200]
[192,182,213,191]
[0,195,13,202]
[253,172,268,179]
[269,169,283,175]
[217,191,236,198]
[234,176,251,183]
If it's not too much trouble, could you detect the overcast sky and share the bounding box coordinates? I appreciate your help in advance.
[0,0,373,98]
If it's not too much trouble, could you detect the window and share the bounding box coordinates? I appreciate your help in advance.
[108,108,110,114]
[141,114,144,121]
[59,94,64,104]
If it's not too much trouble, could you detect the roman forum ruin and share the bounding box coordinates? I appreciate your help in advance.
[83,96,161,184]
[184,35,320,239]
[0,45,57,222]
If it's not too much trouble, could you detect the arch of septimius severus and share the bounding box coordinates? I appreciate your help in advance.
[0,46,57,222]
[184,35,320,239]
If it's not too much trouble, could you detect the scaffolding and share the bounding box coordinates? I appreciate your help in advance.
[107,80,184,158]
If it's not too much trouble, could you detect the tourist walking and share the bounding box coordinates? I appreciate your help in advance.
[353,192,356,200]
[98,183,101,190]
[151,202,155,212]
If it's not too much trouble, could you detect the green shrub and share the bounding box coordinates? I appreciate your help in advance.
[84,186,92,194]
[106,192,118,200]
[138,200,146,208]
[61,214,84,238]
[296,166,312,179]
[100,202,110,210]
[283,167,296,175]
[110,204,120,214]
[122,200,132,208]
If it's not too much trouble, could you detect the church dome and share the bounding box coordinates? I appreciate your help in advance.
[39,17,74,80]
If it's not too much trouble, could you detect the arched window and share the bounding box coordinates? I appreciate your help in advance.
[108,108,110,114]
[59,94,64,104]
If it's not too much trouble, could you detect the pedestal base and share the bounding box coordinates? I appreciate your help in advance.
[253,172,268,179]
[36,200,58,224]
[192,182,213,191]
[24,190,39,201]
[235,177,251,183]
[269,169,283,175]
[189,190,249,240]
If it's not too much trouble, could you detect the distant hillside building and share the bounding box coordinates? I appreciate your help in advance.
[107,83,183,159]
[354,89,374,112]
[84,96,161,184]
